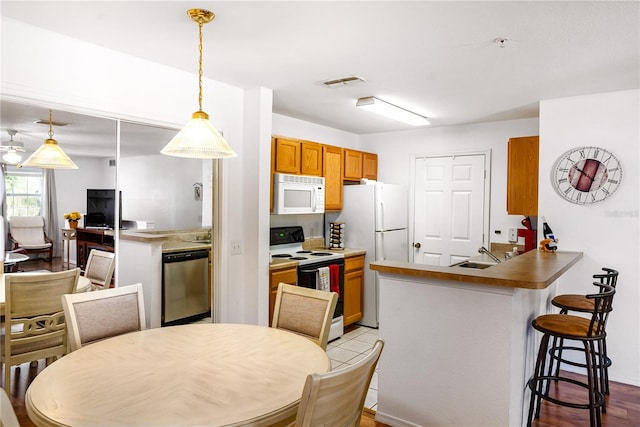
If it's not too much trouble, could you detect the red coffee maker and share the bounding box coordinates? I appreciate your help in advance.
[517,229,536,253]
[518,216,536,253]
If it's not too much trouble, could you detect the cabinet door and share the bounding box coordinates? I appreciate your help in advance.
[363,152,378,180]
[301,142,323,176]
[323,145,343,211]
[343,149,363,181]
[507,136,539,215]
[343,255,364,326]
[274,138,301,174]
[269,267,297,326]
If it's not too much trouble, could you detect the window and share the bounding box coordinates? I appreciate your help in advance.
[5,168,43,217]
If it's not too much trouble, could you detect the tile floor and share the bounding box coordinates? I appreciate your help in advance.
[327,325,380,411]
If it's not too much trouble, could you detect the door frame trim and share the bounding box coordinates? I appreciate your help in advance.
[408,150,492,263]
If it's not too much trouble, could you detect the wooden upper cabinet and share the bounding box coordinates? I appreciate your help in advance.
[343,149,363,181]
[363,152,378,180]
[272,137,322,176]
[273,138,301,174]
[300,142,323,176]
[323,145,343,211]
[343,149,378,181]
[507,136,539,216]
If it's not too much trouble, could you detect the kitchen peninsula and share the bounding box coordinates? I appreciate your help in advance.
[370,249,582,427]
[118,229,211,328]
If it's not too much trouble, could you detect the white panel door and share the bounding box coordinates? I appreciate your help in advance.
[413,155,487,266]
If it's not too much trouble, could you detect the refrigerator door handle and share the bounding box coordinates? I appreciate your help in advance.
[379,200,385,231]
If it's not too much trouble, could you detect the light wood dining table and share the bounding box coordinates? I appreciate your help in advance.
[0,273,91,316]
[26,323,331,427]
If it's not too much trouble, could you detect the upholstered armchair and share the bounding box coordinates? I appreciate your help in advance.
[8,216,54,262]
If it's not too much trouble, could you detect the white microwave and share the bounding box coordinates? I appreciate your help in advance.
[273,173,325,215]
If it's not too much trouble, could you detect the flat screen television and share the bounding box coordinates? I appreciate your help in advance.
[85,189,121,229]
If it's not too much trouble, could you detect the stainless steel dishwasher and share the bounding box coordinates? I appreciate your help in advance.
[162,249,209,326]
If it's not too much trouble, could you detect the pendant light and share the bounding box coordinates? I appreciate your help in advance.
[22,110,78,169]
[161,8,237,159]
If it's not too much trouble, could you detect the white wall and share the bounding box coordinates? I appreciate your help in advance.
[361,118,540,244]
[1,17,255,325]
[539,89,640,386]
[119,154,205,230]
[54,156,115,260]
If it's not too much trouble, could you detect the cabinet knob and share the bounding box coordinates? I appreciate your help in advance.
[414,242,421,249]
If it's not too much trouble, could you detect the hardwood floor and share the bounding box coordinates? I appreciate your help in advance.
[4,257,640,426]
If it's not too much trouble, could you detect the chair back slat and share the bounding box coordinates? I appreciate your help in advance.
[272,283,338,350]
[295,339,384,427]
[62,283,146,351]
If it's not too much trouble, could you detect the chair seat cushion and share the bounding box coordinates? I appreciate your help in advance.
[533,314,599,339]
[19,243,52,250]
[552,294,594,312]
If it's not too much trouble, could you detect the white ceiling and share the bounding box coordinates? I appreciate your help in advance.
[1,1,638,157]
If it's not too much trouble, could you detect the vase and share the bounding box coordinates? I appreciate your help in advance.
[69,221,78,229]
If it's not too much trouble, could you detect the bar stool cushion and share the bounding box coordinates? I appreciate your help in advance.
[533,314,594,339]
[552,294,594,312]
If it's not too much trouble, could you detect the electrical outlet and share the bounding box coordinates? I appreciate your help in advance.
[230,240,242,255]
[508,228,518,243]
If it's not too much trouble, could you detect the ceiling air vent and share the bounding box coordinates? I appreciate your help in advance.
[321,75,367,88]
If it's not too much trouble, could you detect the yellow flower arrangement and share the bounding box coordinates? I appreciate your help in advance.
[64,211,82,222]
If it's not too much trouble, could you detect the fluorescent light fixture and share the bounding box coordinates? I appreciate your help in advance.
[356,96,430,126]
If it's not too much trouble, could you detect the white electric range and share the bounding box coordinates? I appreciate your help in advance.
[269,226,344,341]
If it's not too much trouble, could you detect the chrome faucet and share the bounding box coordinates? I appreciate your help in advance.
[478,246,502,263]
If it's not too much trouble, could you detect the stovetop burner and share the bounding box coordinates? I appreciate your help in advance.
[270,226,345,266]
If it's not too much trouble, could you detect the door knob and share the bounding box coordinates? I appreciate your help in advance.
[414,242,421,249]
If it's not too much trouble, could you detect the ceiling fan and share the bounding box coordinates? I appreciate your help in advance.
[0,130,27,164]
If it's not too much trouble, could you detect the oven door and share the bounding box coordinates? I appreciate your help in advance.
[297,259,344,319]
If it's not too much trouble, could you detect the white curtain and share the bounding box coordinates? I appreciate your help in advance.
[43,169,60,257]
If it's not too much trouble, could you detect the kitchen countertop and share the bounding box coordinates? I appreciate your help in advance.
[370,249,583,289]
[269,248,365,271]
[119,228,211,253]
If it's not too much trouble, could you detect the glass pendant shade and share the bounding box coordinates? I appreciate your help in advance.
[161,111,237,159]
[162,9,237,159]
[22,138,79,169]
[3,149,22,164]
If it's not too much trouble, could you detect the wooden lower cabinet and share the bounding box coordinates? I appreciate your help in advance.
[268,266,297,326]
[343,255,364,326]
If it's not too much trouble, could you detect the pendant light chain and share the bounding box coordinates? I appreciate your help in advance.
[198,19,204,112]
[48,109,54,139]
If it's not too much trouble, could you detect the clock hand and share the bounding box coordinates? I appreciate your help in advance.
[574,166,595,181]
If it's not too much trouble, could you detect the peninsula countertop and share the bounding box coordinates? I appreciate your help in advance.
[370,249,583,289]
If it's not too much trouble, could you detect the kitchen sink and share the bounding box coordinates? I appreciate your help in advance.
[451,261,496,269]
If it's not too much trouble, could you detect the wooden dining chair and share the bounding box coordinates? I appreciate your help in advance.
[61,283,146,352]
[1,269,80,392]
[83,249,116,290]
[1,388,20,427]
[271,283,338,350]
[295,339,384,427]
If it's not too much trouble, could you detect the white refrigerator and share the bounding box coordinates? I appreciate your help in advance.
[330,182,408,328]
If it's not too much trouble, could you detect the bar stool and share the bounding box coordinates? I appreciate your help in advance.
[527,283,615,427]
[550,268,618,397]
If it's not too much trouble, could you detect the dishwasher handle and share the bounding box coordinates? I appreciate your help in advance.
[162,250,209,263]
